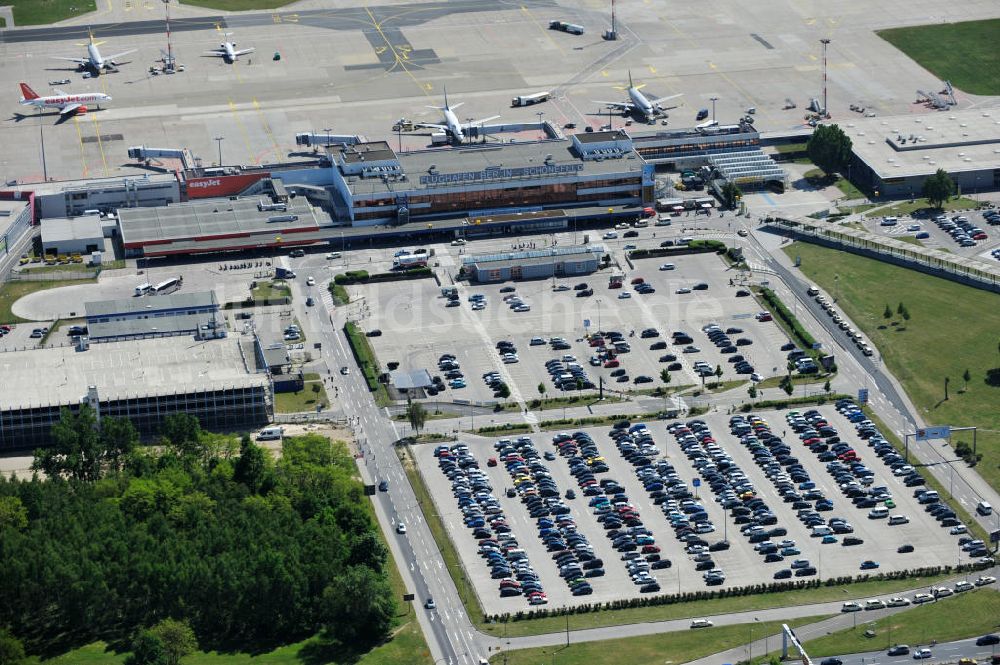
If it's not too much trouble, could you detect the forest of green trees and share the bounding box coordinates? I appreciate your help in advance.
[0,408,395,662]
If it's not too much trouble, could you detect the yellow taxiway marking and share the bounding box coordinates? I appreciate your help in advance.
[520,5,566,56]
[89,113,110,176]
[252,98,283,163]
[365,5,431,98]
[73,116,89,178]
[228,99,259,165]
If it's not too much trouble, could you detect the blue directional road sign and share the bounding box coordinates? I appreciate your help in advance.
[915,425,951,441]
[858,388,869,404]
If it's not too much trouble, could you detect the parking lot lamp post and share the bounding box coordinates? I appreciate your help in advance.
[214,135,224,166]
[710,96,718,123]
[595,298,604,332]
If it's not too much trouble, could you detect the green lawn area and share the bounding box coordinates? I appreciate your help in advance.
[330,283,350,305]
[774,142,808,154]
[756,373,831,390]
[252,280,292,303]
[273,379,328,414]
[7,0,95,25]
[803,588,1000,657]
[180,0,299,9]
[875,197,978,217]
[344,322,390,406]
[783,242,1000,492]
[493,616,826,665]
[0,279,95,324]
[803,169,867,200]
[878,19,1000,95]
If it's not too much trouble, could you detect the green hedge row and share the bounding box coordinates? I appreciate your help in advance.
[629,245,720,260]
[344,321,381,392]
[740,393,852,412]
[333,267,432,285]
[485,564,987,624]
[759,287,818,350]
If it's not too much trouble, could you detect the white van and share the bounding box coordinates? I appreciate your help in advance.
[325,252,342,260]
[868,507,889,519]
[806,285,820,296]
[888,514,909,525]
[257,426,284,441]
[977,501,993,516]
[880,216,898,226]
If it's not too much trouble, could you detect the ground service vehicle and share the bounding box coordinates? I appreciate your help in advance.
[512,91,551,107]
[549,20,584,34]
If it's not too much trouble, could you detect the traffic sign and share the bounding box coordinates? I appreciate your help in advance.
[692,478,701,487]
[584,319,591,328]
[915,425,951,441]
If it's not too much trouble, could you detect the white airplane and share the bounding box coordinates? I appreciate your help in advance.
[50,28,136,75]
[18,82,111,116]
[414,88,499,144]
[205,34,255,63]
[594,70,683,121]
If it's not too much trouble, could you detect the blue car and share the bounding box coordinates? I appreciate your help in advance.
[821,534,838,544]
[860,560,880,570]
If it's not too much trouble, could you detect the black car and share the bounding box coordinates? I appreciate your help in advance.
[887,646,910,656]
[378,480,389,492]
[976,634,1000,646]
[574,283,589,290]
[499,286,516,293]
[624,230,639,238]
[774,568,792,579]
[820,659,843,665]
[366,329,383,337]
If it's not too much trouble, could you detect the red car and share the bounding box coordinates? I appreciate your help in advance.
[973,232,988,240]
[604,359,620,368]
[487,457,498,467]
[756,311,773,322]
[631,277,645,285]
[641,544,661,554]
[643,207,656,218]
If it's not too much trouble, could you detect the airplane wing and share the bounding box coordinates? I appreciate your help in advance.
[651,93,684,106]
[234,48,255,56]
[51,56,89,64]
[469,115,500,126]
[59,103,82,115]
[412,122,447,131]
[204,50,226,56]
[594,100,634,110]
[105,49,137,62]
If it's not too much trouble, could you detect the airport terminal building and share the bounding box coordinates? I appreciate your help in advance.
[329,132,654,226]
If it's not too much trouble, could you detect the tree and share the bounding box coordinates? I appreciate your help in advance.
[714,364,723,386]
[0,628,26,665]
[161,413,204,461]
[0,496,28,532]
[901,307,910,322]
[806,124,853,175]
[720,181,742,210]
[405,399,427,434]
[124,631,167,665]
[323,566,395,645]
[922,168,956,208]
[148,618,197,665]
[883,304,892,319]
[897,302,905,316]
[780,376,794,396]
[32,405,102,481]
[963,368,971,390]
[537,382,547,399]
[944,376,950,400]
[100,416,139,473]
[748,384,758,399]
[823,379,831,394]
[660,369,672,386]
[234,436,267,494]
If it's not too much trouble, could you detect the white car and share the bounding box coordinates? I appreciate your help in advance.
[912,593,934,604]
[676,287,692,294]
[841,602,863,612]
[553,285,570,292]
[933,586,953,598]
[306,276,316,286]
[949,524,967,535]
[396,523,407,534]
[974,575,996,586]
[604,231,618,240]
[659,263,676,271]
[618,292,632,299]
[953,580,974,592]
[865,599,886,610]
[886,597,911,607]
[690,619,713,628]
[750,373,764,382]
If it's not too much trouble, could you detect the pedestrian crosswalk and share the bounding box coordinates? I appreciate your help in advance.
[320,287,335,313]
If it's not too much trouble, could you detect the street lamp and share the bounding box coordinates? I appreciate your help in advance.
[710,96,719,122]
[214,136,224,167]
[37,108,48,182]
[594,297,604,332]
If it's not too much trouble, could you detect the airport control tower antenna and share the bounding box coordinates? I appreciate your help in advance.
[820,38,830,117]
[164,0,174,71]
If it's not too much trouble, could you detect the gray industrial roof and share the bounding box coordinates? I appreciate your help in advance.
[574,130,630,144]
[462,244,606,266]
[345,140,646,196]
[261,345,291,369]
[0,199,29,237]
[87,312,219,340]
[119,196,325,245]
[0,336,266,411]
[41,215,103,244]
[85,291,218,318]
[391,369,433,390]
[845,109,1000,178]
[341,141,396,163]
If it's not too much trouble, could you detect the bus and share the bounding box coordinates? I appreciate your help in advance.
[134,282,153,297]
[153,277,182,295]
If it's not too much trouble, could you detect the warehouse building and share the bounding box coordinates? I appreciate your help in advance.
[462,244,606,283]
[329,134,653,226]
[41,214,106,256]
[0,336,271,451]
[118,194,334,257]
[6,172,182,219]
[844,109,1000,197]
[84,291,222,341]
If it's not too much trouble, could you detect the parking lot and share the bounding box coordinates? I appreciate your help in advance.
[865,208,999,260]
[359,248,796,405]
[412,403,967,614]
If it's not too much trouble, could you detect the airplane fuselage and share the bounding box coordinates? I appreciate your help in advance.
[628,87,656,119]
[223,43,237,62]
[21,92,110,112]
[443,107,465,142]
[87,43,106,70]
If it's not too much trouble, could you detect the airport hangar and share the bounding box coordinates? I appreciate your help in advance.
[843,108,1000,198]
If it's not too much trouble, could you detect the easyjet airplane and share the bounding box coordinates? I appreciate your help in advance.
[18,83,111,116]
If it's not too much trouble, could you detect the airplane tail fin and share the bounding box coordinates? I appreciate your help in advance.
[444,85,449,109]
[19,83,39,100]
[628,69,633,88]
